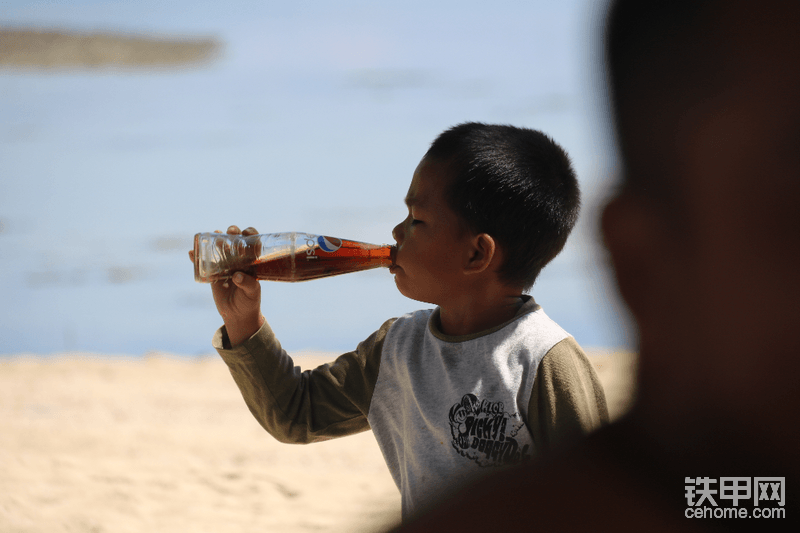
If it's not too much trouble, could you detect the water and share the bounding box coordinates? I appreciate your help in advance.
[0,0,632,356]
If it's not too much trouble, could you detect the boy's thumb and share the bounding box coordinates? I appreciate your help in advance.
[232,272,259,295]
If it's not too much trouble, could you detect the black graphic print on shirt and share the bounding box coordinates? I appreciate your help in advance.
[448,393,532,467]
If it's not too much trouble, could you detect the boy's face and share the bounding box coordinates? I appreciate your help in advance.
[391,156,474,305]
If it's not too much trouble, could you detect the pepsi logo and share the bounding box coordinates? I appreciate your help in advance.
[317,236,342,253]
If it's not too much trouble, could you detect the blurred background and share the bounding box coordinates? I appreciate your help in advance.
[0,0,629,357]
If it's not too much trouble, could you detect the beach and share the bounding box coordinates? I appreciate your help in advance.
[2,10,632,531]
[0,349,636,532]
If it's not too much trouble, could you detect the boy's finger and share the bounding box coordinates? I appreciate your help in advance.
[242,226,259,236]
[232,272,260,296]
[227,225,241,235]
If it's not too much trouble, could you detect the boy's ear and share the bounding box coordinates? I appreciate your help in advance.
[464,233,496,275]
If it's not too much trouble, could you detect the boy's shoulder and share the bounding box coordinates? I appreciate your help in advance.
[382,308,435,343]
[500,299,574,356]
[392,307,435,326]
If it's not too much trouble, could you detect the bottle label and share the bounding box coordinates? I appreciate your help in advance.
[317,236,342,253]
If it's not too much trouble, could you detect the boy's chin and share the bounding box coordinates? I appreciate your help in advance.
[393,277,436,306]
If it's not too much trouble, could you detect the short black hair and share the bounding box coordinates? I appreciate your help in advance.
[425,122,580,290]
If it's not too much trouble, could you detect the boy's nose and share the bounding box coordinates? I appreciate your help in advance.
[392,222,404,243]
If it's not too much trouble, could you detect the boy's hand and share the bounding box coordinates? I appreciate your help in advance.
[190,225,266,347]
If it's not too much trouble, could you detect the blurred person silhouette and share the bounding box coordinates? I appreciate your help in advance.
[392,0,800,530]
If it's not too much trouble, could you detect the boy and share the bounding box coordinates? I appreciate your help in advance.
[203,123,607,520]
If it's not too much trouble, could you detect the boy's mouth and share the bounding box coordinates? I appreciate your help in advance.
[389,245,399,273]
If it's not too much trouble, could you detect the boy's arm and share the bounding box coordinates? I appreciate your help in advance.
[528,337,609,453]
[214,317,395,444]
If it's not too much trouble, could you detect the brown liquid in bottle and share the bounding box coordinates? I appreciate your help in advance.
[251,239,394,282]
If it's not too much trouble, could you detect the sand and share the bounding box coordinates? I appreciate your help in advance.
[0,350,636,532]
[0,28,220,70]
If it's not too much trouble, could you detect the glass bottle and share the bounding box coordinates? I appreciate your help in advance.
[193,231,395,283]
